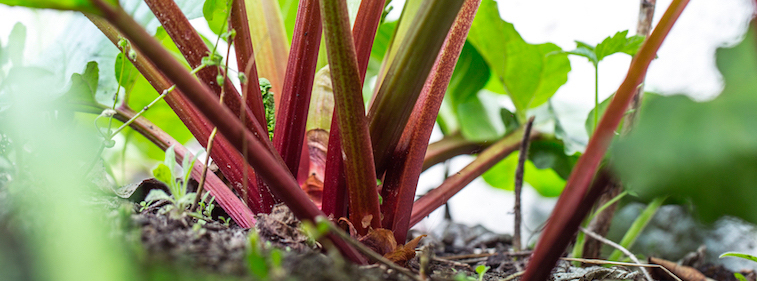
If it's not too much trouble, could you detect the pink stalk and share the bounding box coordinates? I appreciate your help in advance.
[381,0,481,243]
[409,129,535,226]
[318,0,382,234]
[422,133,489,171]
[321,0,386,218]
[367,0,465,175]
[87,15,268,213]
[273,0,322,176]
[143,0,268,145]
[230,0,266,128]
[90,0,366,263]
[521,0,690,279]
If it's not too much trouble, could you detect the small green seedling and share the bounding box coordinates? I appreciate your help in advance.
[143,145,201,217]
[720,252,757,281]
[475,264,490,281]
[247,230,285,281]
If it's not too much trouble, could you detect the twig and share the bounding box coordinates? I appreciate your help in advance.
[317,217,422,281]
[513,116,535,251]
[560,257,682,281]
[579,227,654,281]
[500,271,524,281]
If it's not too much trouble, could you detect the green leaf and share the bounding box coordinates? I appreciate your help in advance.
[734,273,749,281]
[467,0,570,117]
[144,189,173,203]
[483,151,566,197]
[611,24,757,224]
[528,139,579,180]
[114,53,138,95]
[57,61,100,108]
[203,0,230,35]
[0,0,118,14]
[567,30,645,66]
[152,164,174,192]
[720,252,757,263]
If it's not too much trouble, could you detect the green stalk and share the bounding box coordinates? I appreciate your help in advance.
[607,196,666,261]
[318,0,382,234]
[367,0,465,175]
[594,65,599,129]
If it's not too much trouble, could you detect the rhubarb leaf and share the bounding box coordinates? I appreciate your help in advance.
[568,30,645,67]
[611,25,757,224]
[467,0,570,117]
[203,0,230,35]
[482,151,566,197]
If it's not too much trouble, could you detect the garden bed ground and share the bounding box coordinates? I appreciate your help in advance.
[129,199,753,281]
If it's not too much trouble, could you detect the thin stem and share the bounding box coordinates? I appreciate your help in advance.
[423,133,489,171]
[579,227,654,281]
[607,196,667,262]
[521,0,690,279]
[513,116,535,251]
[594,65,599,130]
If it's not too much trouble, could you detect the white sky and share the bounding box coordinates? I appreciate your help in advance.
[1,0,755,239]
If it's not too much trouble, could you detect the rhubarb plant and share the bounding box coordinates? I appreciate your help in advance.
[0,0,701,279]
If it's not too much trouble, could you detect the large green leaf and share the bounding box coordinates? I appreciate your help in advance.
[467,0,570,117]
[483,151,566,197]
[278,0,298,44]
[446,42,503,142]
[611,24,757,224]
[0,0,118,14]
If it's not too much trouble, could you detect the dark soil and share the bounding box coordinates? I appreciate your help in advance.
[131,202,748,281]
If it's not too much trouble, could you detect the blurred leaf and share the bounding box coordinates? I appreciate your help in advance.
[568,30,644,66]
[468,0,570,117]
[144,188,172,202]
[482,151,566,197]
[585,94,614,137]
[203,0,230,35]
[611,25,757,224]
[278,0,298,43]
[500,108,519,133]
[59,61,100,107]
[457,96,503,142]
[152,164,174,191]
[0,0,118,14]
[528,139,579,180]
[370,21,397,64]
[114,53,138,95]
[720,252,757,263]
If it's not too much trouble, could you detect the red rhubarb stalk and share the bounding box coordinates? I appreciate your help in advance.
[230,0,266,128]
[381,0,481,243]
[521,0,690,279]
[89,0,366,263]
[367,0,465,175]
[318,0,382,234]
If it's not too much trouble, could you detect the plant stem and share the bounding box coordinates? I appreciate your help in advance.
[90,1,366,262]
[380,0,481,242]
[274,0,322,176]
[410,127,537,227]
[143,0,266,143]
[594,65,599,130]
[86,15,268,213]
[422,133,489,171]
[607,196,666,261]
[367,0,465,175]
[513,116,535,251]
[245,0,290,106]
[319,0,381,234]
[521,1,690,279]
[321,0,388,219]
[230,0,266,128]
